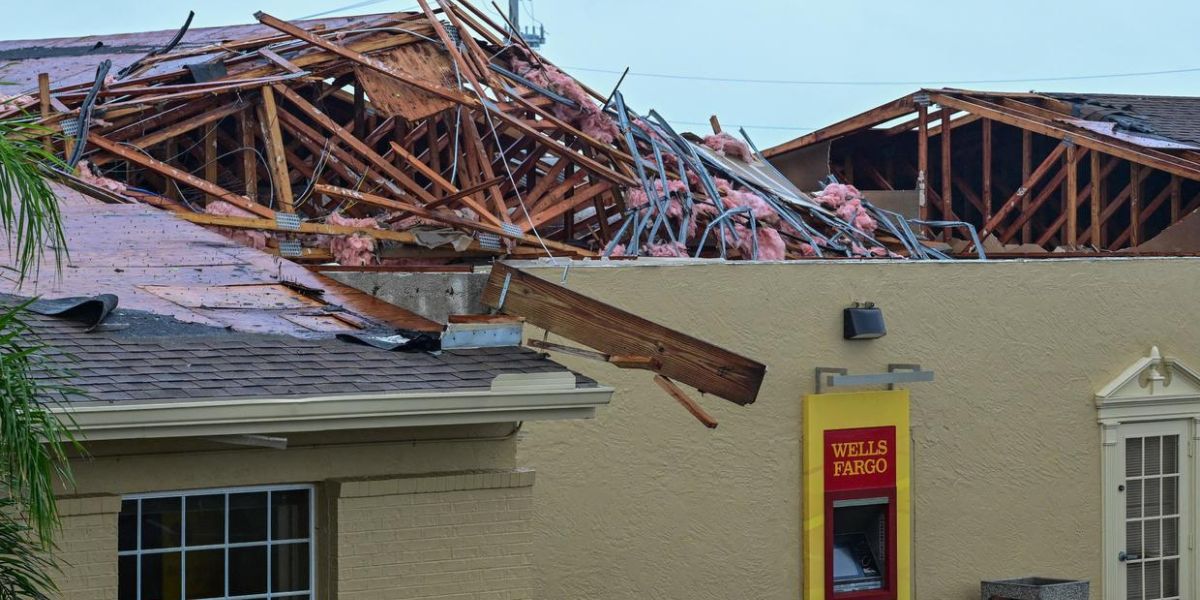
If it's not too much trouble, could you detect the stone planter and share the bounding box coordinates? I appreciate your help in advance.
[981,577,1089,600]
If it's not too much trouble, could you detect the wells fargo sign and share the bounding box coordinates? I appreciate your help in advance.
[823,426,896,492]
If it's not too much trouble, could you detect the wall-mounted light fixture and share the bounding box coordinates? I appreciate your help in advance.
[844,302,886,340]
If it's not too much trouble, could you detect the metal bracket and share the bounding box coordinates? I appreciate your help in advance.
[275,212,301,231]
[815,364,934,394]
[815,367,848,394]
[913,92,931,107]
[278,240,302,257]
[477,232,501,250]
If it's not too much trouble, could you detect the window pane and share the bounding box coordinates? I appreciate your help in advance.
[1145,478,1161,518]
[1163,436,1179,474]
[1127,479,1143,519]
[1164,558,1179,597]
[272,490,309,541]
[184,549,223,599]
[1127,562,1142,600]
[1145,560,1161,599]
[1145,437,1162,476]
[1127,520,1143,559]
[118,555,137,600]
[1163,477,1178,516]
[119,500,137,552]
[1144,520,1161,559]
[228,492,267,543]
[142,497,182,550]
[1127,438,1143,477]
[1164,517,1179,556]
[228,546,268,596]
[185,495,224,547]
[141,552,182,600]
[272,542,310,593]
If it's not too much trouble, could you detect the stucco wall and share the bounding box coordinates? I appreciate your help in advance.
[514,257,1200,600]
[51,424,532,599]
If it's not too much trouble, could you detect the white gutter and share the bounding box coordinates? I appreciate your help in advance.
[55,372,613,441]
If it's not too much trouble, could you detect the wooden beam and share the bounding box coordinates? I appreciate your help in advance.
[204,122,219,204]
[37,74,52,154]
[917,103,929,222]
[980,141,1068,239]
[1130,163,1142,247]
[764,94,916,157]
[88,133,274,218]
[387,141,503,227]
[239,111,257,201]
[654,375,719,429]
[1170,174,1182,223]
[982,118,992,224]
[272,84,443,206]
[257,86,295,213]
[481,263,766,406]
[1066,143,1078,246]
[929,92,1200,182]
[1090,150,1102,246]
[939,107,952,240]
[1002,165,1068,245]
[1021,130,1032,243]
[315,184,591,256]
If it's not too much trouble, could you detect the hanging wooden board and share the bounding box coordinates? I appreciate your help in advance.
[482,262,767,406]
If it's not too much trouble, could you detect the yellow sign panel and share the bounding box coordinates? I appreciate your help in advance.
[802,390,910,600]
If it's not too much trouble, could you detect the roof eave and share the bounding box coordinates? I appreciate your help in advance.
[55,378,614,442]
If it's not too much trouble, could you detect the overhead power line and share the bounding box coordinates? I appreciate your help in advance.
[564,65,1200,87]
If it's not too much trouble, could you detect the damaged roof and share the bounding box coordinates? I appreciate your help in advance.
[1,183,441,336]
[1045,92,1200,147]
[4,3,920,263]
[19,297,589,405]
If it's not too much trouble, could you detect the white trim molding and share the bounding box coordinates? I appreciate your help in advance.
[58,372,613,442]
[1096,347,1200,600]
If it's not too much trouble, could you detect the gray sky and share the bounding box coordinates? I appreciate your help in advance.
[4,0,1199,147]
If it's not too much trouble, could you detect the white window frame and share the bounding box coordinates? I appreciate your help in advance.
[118,484,317,600]
[1096,347,1200,600]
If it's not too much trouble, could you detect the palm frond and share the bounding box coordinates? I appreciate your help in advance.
[0,119,66,283]
[0,301,79,546]
[0,500,57,600]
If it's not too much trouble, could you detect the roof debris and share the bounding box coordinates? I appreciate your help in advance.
[6,1,946,263]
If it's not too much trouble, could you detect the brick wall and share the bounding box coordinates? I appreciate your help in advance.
[335,469,536,600]
[50,494,121,600]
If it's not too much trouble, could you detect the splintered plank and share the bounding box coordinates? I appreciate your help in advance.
[482,263,766,405]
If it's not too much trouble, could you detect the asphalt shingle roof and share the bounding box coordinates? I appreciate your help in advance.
[1047,92,1200,146]
[21,302,591,405]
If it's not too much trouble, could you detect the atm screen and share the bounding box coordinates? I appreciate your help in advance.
[831,532,883,593]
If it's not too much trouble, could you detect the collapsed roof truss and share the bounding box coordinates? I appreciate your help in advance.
[4,1,949,264]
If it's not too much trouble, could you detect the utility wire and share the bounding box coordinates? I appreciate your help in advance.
[564,65,1200,87]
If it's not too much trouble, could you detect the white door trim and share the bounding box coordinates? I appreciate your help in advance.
[1097,347,1200,600]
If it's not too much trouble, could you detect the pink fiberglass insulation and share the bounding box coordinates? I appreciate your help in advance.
[76,161,129,194]
[818,182,878,234]
[326,212,380,266]
[755,227,787,260]
[646,241,687,257]
[815,182,862,209]
[511,56,620,144]
[204,200,271,250]
[703,132,753,162]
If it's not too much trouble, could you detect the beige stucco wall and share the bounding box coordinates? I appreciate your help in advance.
[51,424,535,599]
[515,257,1200,600]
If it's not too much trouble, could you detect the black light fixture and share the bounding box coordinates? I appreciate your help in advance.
[843,302,886,340]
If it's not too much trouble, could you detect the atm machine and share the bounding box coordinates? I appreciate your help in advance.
[803,390,911,600]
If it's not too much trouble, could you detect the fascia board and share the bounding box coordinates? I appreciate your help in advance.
[54,386,614,441]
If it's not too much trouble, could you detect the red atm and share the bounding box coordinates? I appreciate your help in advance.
[823,426,898,600]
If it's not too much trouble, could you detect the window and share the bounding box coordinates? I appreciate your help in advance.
[118,485,314,600]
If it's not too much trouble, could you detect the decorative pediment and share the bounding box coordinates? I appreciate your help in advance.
[1096,347,1200,419]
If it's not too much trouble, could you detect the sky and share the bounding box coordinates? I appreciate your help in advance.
[3,0,1200,147]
